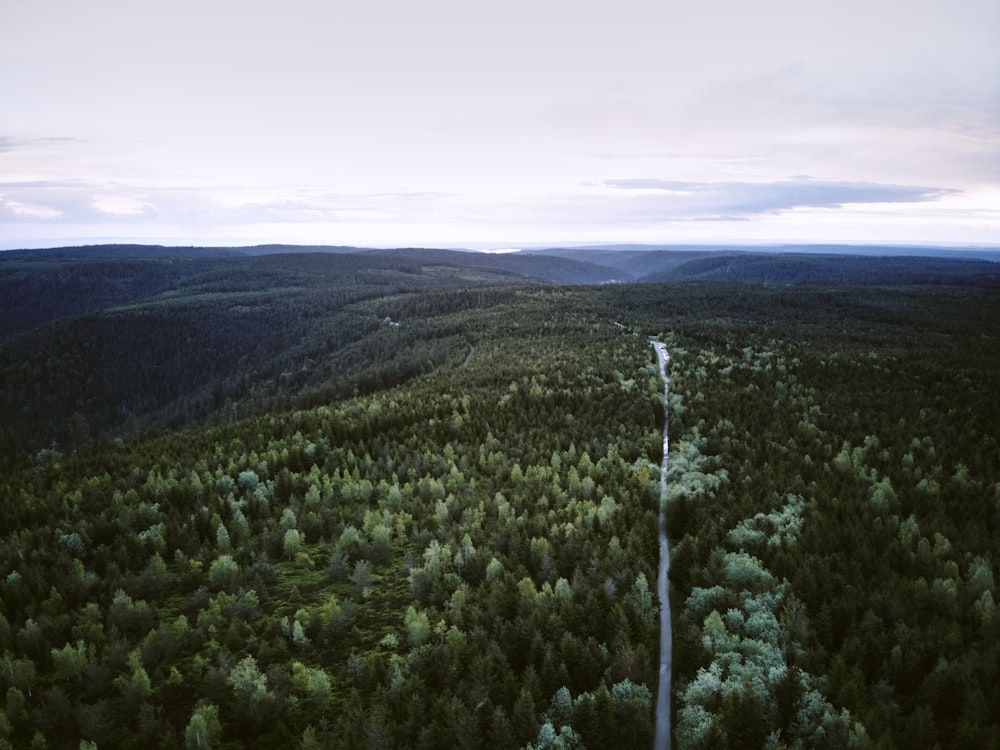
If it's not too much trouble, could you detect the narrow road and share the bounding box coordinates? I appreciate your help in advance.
[651,340,672,750]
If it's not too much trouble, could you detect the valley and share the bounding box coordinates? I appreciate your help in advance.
[0,245,998,748]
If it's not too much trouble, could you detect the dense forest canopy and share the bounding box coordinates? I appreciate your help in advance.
[0,245,998,748]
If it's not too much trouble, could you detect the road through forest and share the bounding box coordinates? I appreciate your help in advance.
[651,340,672,750]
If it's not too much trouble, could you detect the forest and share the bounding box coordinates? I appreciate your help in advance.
[0,246,998,748]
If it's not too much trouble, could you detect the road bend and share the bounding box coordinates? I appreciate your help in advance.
[651,340,672,750]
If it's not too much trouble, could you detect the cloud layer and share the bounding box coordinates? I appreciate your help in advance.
[601,178,960,218]
[0,176,961,230]
[1,0,997,247]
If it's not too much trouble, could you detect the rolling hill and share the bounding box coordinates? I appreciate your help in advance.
[0,244,998,748]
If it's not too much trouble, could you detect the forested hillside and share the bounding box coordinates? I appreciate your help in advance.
[3,245,996,466]
[1,284,666,749]
[526,245,1000,284]
[1,247,998,748]
[0,250,534,463]
[630,284,1000,748]
[636,252,1000,285]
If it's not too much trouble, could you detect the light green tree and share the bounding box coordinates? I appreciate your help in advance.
[115,648,152,710]
[291,661,331,704]
[237,470,259,493]
[124,664,152,708]
[50,640,87,681]
[228,655,267,713]
[486,556,504,584]
[184,703,222,749]
[283,528,301,560]
[208,554,239,591]
[292,619,309,650]
[404,605,431,648]
[351,559,375,595]
[215,524,230,552]
[300,725,322,750]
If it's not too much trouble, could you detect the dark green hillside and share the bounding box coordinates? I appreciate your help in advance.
[528,244,1000,281]
[1,247,998,748]
[639,251,1000,285]
[621,283,1000,748]
[0,289,663,749]
[0,250,546,461]
[0,246,511,341]
[525,247,716,280]
[0,253,230,339]
[0,246,631,460]
[364,247,622,285]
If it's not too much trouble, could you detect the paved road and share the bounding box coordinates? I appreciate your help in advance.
[651,340,672,750]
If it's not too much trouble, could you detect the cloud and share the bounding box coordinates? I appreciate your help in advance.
[1,199,63,220]
[0,180,456,227]
[601,178,960,217]
[0,136,87,153]
[1,174,991,251]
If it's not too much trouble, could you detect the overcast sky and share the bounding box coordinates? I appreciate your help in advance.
[1,0,998,249]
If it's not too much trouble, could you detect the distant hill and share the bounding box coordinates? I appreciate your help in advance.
[2,242,998,457]
[523,244,1000,285]
[0,252,231,338]
[528,242,1000,263]
[637,252,1000,285]
[0,248,529,455]
[364,247,622,285]
[0,246,619,341]
[520,247,716,280]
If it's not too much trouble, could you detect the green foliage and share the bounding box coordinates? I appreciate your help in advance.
[403,605,431,649]
[0,278,667,747]
[227,655,269,720]
[282,528,301,560]
[1,263,997,747]
[184,703,222,750]
[50,641,87,682]
[207,554,239,591]
[659,283,1000,748]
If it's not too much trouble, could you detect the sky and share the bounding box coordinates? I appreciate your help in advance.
[1,0,998,250]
